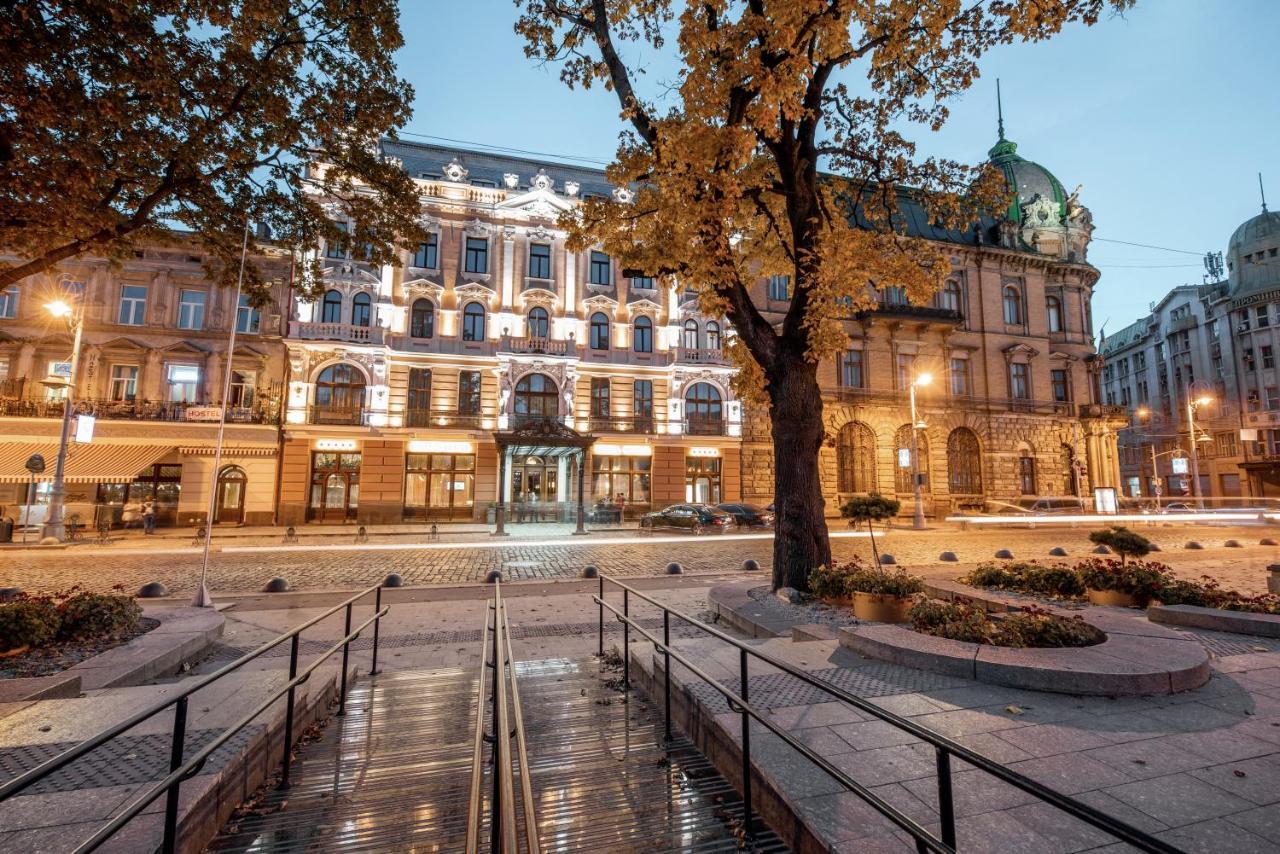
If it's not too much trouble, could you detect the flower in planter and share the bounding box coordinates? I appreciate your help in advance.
[848,565,925,598]
[1074,557,1170,602]
[1087,526,1152,566]
[908,598,1103,648]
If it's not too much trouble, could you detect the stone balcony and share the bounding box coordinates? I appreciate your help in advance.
[675,347,730,366]
[498,335,572,357]
[289,321,385,345]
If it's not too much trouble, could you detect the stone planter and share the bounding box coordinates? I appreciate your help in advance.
[1268,564,1280,596]
[852,592,913,623]
[820,595,856,609]
[1087,588,1138,608]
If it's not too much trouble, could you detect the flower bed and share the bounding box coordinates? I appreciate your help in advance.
[909,598,1104,649]
[962,561,1085,599]
[0,587,147,677]
[809,560,924,623]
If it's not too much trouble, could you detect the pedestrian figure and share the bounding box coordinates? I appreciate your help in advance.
[142,498,156,535]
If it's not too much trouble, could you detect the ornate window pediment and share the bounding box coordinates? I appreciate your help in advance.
[628,297,662,313]
[403,277,445,300]
[321,262,381,288]
[495,188,574,220]
[1002,342,1040,360]
[520,289,558,311]
[582,293,619,311]
[463,218,491,237]
[455,281,497,303]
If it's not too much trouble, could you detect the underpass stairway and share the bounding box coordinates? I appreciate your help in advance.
[209,656,786,852]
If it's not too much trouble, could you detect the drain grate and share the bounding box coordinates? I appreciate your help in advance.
[688,663,967,714]
[1175,627,1280,658]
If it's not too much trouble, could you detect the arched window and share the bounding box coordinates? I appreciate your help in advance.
[313,363,366,424]
[893,425,929,494]
[462,302,486,341]
[410,298,435,339]
[633,315,653,353]
[1046,296,1063,333]
[947,427,983,495]
[351,292,372,327]
[590,312,610,350]
[513,373,559,424]
[682,319,700,350]
[705,321,721,350]
[321,290,342,324]
[527,306,549,339]
[1018,449,1037,495]
[836,422,877,493]
[684,382,722,434]
[936,280,962,313]
[1002,285,1023,325]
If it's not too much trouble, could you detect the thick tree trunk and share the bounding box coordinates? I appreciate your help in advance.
[770,354,831,591]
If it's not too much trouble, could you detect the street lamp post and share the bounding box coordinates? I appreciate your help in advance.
[1185,389,1213,510]
[40,300,84,543]
[909,372,933,530]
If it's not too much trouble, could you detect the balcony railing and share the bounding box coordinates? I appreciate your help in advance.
[499,335,571,356]
[399,408,484,429]
[854,303,964,324]
[586,416,657,435]
[0,397,278,424]
[289,321,385,344]
[825,386,1074,417]
[675,347,730,365]
[683,417,726,436]
[304,405,371,426]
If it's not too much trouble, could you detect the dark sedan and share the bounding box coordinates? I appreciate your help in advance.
[639,504,735,534]
[716,503,775,528]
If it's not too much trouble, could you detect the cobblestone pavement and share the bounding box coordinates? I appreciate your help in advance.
[1,522,1276,595]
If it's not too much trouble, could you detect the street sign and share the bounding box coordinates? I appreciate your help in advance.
[1171,456,1189,475]
[24,454,45,475]
[74,414,95,443]
[897,448,911,468]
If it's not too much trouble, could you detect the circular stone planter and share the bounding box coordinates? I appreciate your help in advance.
[852,592,912,623]
[1086,588,1138,608]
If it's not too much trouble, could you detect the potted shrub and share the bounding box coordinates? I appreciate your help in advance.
[1083,527,1156,606]
[1076,557,1169,608]
[847,564,925,623]
[1088,526,1152,565]
[840,494,900,568]
[808,563,857,608]
[0,596,62,657]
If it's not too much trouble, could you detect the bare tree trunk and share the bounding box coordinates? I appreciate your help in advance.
[770,354,831,590]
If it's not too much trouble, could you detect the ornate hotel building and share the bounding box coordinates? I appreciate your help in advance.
[279,134,1124,526]
[0,237,292,528]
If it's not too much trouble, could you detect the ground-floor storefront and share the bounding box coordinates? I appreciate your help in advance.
[277,429,743,526]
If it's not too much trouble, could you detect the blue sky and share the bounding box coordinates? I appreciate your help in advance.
[396,0,1278,337]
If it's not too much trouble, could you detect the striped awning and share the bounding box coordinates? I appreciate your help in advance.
[0,443,174,484]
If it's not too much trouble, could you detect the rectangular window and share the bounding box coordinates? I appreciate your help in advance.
[1050,368,1069,403]
[228,370,256,408]
[404,453,475,520]
[177,290,206,330]
[464,237,489,274]
[895,354,916,390]
[325,222,350,259]
[1268,387,1280,411]
[633,380,653,423]
[592,455,651,505]
[950,358,970,397]
[630,275,654,289]
[412,234,438,268]
[166,363,201,403]
[1010,363,1030,400]
[589,251,611,286]
[1245,349,1257,371]
[405,367,432,426]
[0,286,19,319]
[236,294,261,334]
[109,365,138,401]
[1258,306,1270,328]
[528,243,552,279]
[768,275,791,301]
[840,350,864,388]
[118,285,147,326]
[1263,345,1275,369]
[458,370,481,415]
[590,378,610,417]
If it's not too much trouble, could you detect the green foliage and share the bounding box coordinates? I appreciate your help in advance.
[909,599,1103,648]
[808,564,854,600]
[1023,565,1086,598]
[962,561,1084,599]
[57,593,142,642]
[1088,527,1152,564]
[1158,575,1280,614]
[840,494,901,523]
[849,567,925,597]
[1074,558,1169,601]
[0,597,62,650]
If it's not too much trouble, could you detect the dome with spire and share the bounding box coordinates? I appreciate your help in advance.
[1226,183,1280,297]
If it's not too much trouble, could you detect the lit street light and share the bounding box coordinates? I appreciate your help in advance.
[41,298,84,543]
[1186,389,1214,510]
[909,371,933,530]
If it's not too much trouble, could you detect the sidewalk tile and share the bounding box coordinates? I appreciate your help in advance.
[997,722,1114,757]
[1006,753,1136,794]
[1188,754,1280,805]
[1156,818,1275,854]
[1104,773,1255,826]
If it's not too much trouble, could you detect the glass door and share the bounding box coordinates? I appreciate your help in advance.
[309,452,361,522]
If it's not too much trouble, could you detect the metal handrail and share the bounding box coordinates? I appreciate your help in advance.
[465,604,493,854]
[595,574,1183,854]
[492,585,518,853]
[0,584,388,854]
[502,594,540,851]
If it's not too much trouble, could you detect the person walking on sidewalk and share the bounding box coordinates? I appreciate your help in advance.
[142,499,156,535]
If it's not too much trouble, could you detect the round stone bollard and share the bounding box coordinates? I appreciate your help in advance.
[1224,539,1242,548]
[1049,547,1069,557]
[263,577,291,593]
[878,554,897,566]
[485,569,503,584]
[0,587,21,603]
[1261,538,1278,547]
[1148,543,1162,552]
[994,549,1014,560]
[137,582,169,598]
[742,559,761,572]
[581,565,599,579]
[383,573,403,588]
[939,552,958,562]
[1185,541,1204,550]
[666,562,684,575]
[1092,545,1112,555]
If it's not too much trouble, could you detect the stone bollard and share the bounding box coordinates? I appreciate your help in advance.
[1261,538,1278,547]
[355,525,369,544]
[1092,545,1112,555]
[281,526,298,544]
[1185,541,1204,550]
[742,559,761,572]
[1224,540,1242,548]
[994,549,1014,560]
[137,582,169,598]
[485,569,503,584]
[263,577,290,593]
[582,565,599,579]
[939,552,958,562]
[1049,547,1068,557]
[1269,565,1280,596]
[878,554,897,566]
[666,562,684,575]
[1148,543,1162,552]
[383,573,403,588]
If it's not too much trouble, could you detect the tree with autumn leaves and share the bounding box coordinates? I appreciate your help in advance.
[0,0,424,303]
[516,0,1130,591]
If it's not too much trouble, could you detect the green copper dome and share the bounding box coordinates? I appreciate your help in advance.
[988,135,1068,226]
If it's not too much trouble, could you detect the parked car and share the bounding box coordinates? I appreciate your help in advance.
[716,503,775,527]
[639,504,736,534]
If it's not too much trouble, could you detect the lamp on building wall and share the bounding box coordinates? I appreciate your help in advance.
[39,299,85,543]
[909,372,933,529]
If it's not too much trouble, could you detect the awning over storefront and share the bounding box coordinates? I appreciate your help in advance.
[0,443,175,483]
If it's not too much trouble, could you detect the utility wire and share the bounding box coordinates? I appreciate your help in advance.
[1092,237,1207,256]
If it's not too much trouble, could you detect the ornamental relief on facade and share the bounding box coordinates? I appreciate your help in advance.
[519,289,558,312]
[454,281,497,303]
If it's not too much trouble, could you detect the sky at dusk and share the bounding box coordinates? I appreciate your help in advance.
[395,0,1278,339]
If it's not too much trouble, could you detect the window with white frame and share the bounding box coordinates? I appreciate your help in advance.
[705,321,721,350]
[236,294,261,334]
[177,289,206,330]
[0,286,18,319]
[1046,296,1063,333]
[1002,285,1023,325]
[767,275,790,301]
[950,358,969,396]
[840,350,864,388]
[118,285,147,326]
[109,365,138,401]
[229,370,256,407]
[936,280,962,312]
[1009,362,1030,399]
[166,363,201,403]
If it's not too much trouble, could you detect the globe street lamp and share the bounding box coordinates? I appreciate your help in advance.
[41,299,85,543]
[1185,390,1214,510]
[909,371,933,529]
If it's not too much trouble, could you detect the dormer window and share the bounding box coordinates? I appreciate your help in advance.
[529,243,552,279]
[470,178,496,188]
[589,251,611,286]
